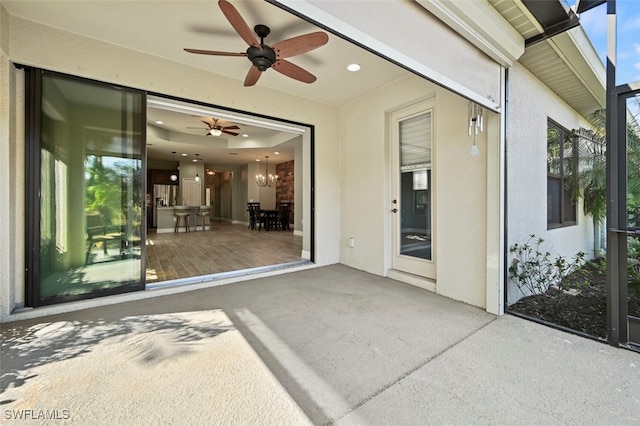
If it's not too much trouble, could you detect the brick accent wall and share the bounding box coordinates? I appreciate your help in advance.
[276,160,294,220]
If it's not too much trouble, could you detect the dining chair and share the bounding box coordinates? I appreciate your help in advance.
[247,202,261,230]
[278,202,291,231]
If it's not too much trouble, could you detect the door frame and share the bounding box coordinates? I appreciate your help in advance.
[389,98,436,280]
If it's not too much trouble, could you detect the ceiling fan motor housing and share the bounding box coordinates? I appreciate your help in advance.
[247,45,276,71]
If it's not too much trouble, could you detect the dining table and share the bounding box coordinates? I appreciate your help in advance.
[260,209,280,231]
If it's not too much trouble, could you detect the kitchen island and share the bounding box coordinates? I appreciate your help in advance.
[156,206,210,233]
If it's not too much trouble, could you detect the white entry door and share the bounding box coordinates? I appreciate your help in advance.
[391,99,436,279]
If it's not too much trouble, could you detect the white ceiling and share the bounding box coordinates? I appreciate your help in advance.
[3,0,410,166]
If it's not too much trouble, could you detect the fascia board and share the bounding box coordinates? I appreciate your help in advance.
[548,28,606,108]
[415,0,525,67]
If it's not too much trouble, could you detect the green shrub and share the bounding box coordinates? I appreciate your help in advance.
[509,235,586,297]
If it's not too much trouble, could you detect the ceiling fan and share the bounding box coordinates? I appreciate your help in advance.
[188,118,240,137]
[184,0,329,87]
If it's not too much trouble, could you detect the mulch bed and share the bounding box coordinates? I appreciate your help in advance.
[509,259,640,340]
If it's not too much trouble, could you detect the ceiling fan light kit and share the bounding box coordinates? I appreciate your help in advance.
[184,0,329,87]
[187,117,240,137]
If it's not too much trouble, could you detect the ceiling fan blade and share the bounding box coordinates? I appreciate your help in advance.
[186,127,206,129]
[272,59,317,84]
[272,32,329,58]
[184,48,247,57]
[244,66,262,87]
[218,0,260,48]
[222,125,240,130]
[222,130,239,136]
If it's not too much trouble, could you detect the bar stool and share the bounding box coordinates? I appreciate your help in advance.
[196,205,211,231]
[174,205,191,233]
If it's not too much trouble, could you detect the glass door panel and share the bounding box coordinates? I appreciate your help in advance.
[35,72,145,305]
[391,100,435,279]
[626,93,640,344]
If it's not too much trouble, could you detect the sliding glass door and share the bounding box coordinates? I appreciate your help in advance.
[26,69,146,306]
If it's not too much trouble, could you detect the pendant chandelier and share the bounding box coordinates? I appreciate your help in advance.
[256,155,277,187]
[170,151,178,182]
[194,153,201,182]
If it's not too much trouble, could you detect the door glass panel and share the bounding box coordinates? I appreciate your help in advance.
[399,112,432,260]
[627,94,640,322]
[39,74,144,302]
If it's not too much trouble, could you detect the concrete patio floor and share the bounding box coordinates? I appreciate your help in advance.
[1,264,639,425]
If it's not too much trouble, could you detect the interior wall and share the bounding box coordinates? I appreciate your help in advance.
[507,62,594,305]
[235,164,248,224]
[339,74,490,308]
[0,13,341,316]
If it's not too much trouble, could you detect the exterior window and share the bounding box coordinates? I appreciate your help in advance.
[547,120,577,228]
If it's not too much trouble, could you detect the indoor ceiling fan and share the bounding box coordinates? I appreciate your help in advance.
[184,0,329,87]
[188,118,240,136]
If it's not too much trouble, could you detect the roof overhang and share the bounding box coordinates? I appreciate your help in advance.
[521,0,580,46]
[518,23,606,117]
[576,0,606,14]
[488,0,606,118]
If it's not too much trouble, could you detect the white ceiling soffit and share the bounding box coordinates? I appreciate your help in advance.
[518,25,606,118]
[272,0,502,111]
[414,0,525,67]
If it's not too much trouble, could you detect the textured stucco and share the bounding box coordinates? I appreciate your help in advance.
[506,62,594,304]
[339,75,491,308]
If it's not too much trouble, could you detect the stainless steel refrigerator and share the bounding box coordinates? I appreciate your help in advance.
[152,184,178,227]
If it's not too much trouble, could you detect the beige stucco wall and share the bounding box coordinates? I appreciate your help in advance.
[0,5,16,317]
[0,12,340,316]
[507,62,595,304]
[339,74,491,308]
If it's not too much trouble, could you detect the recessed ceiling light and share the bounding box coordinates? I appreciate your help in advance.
[181,153,188,156]
[274,152,280,155]
[347,63,361,72]
[155,120,164,125]
[242,134,249,138]
[256,159,260,162]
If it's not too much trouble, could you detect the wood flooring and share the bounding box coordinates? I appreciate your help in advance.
[145,221,303,283]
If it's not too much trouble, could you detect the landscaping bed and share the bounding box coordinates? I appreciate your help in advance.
[509,259,640,340]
